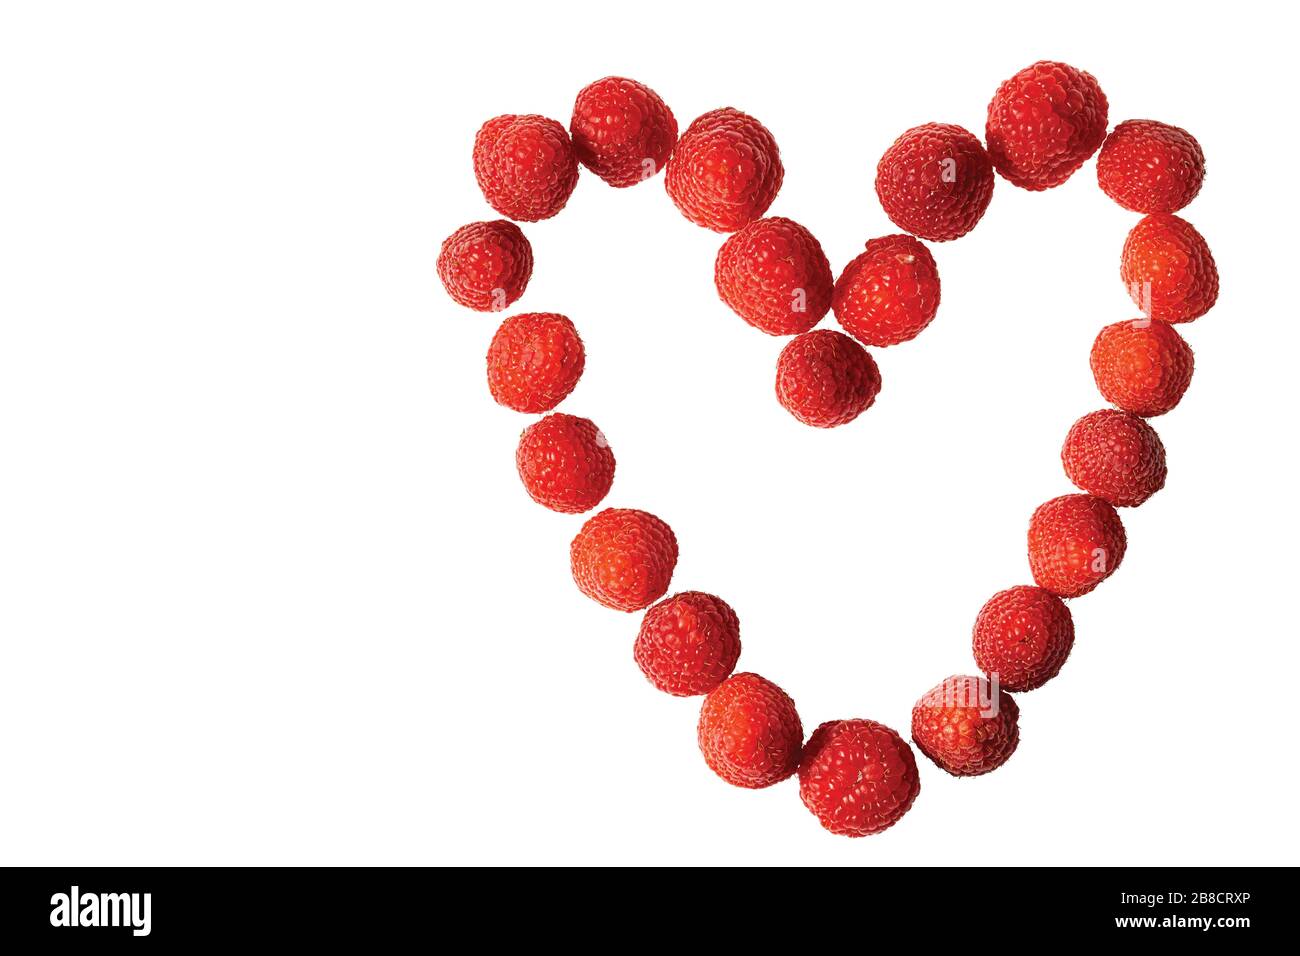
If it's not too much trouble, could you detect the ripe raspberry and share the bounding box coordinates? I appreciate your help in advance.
[570,76,678,188]
[972,586,1075,692]
[985,61,1108,190]
[437,220,533,312]
[515,413,615,514]
[1121,213,1219,323]
[487,312,585,413]
[1062,409,1167,507]
[570,508,678,612]
[714,217,833,335]
[798,719,920,837]
[1090,319,1194,418]
[634,592,740,696]
[697,672,802,789]
[473,114,579,222]
[911,675,1020,776]
[775,330,881,428]
[832,235,941,347]
[664,108,783,233]
[1027,494,1127,598]
[1097,119,1206,214]
[874,123,995,241]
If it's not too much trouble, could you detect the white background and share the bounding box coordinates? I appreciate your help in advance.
[2,1,1297,866]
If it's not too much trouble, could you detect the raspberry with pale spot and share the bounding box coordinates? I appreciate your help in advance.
[875,123,995,241]
[1121,213,1218,323]
[832,234,941,346]
[437,220,533,312]
[570,76,677,187]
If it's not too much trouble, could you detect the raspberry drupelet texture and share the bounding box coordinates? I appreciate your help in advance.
[473,114,579,222]
[698,672,802,789]
[665,108,783,232]
[985,60,1108,190]
[972,586,1075,692]
[634,591,740,696]
[570,508,678,612]
[437,220,533,312]
[911,675,1020,776]
[487,312,586,413]
[1062,409,1167,507]
[1027,494,1127,598]
[570,76,678,187]
[832,235,941,347]
[1090,319,1194,418]
[1097,119,1206,214]
[775,330,881,428]
[874,123,995,241]
[714,217,833,335]
[798,718,920,837]
[1121,214,1219,323]
[515,413,615,514]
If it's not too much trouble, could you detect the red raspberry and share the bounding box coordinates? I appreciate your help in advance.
[697,672,802,789]
[1097,119,1206,214]
[634,592,740,696]
[1121,214,1219,323]
[832,235,941,346]
[874,123,994,241]
[664,108,783,233]
[437,220,533,312]
[911,675,1020,777]
[1027,494,1127,598]
[1061,409,1167,507]
[473,114,579,222]
[515,413,615,514]
[714,217,833,335]
[570,76,677,188]
[570,508,678,612]
[972,586,1075,692]
[985,61,1108,190]
[486,312,585,413]
[775,330,881,428]
[1090,319,1194,418]
[798,719,920,837]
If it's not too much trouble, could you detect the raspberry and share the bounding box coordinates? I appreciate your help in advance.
[515,413,615,514]
[972,586,1075,692]
[570,508,678,612]
[985,61,1108,190]
[634,592,740,696]
[1097,119,1206,214]
[437,220,533,312]
[665,108,783,233]
[1027,494,1127,598]
[1061,409,1167,507]
[798,719,920,837]
[832,235,941,346]
[570,76,677,188]
[697,673,802,789]
[874,123,995,241]
[911,675,1020,776]
[487,312,586,413]
[1090,319,1194,418]
[775,330,881,428]
[714,217,833,335]
[1121,213,1219,323]
[473,114,579,222]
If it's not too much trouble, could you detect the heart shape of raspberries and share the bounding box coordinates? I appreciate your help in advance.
[437,64,1217,838]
